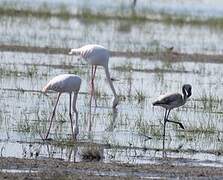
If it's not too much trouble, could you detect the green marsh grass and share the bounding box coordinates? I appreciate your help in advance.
[134,89,146,103]
[185,117,217,136]
[17,114,41,135]
[26,64,38,77]
[113,62,133,72]
[0,2,70,20]
[2,2,223,28]
[186,123,216,135]
[0,65,21,77]
[135,118,162,138]
[0,64,46,77]
[200,93,223,111]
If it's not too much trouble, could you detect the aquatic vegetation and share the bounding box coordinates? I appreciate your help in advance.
[113,62,133,72]
[67,68,86,75]
[79,146,103,162]
[26,64,38,77]
[200,93,223,112]
[186,119,217,135]
[1,1,223,29]
[0,65,21,77]
[0,2,70,20]
[16,114,40,135]
[0,64,45,77]
[134,89,146,103]
[1,0,223,170]
[135,118,162,138]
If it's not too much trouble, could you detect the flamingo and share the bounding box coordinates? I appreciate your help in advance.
[42,74,81,140]
[152,84,192,138]
[69,44,118,108]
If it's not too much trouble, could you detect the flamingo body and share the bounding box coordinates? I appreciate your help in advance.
[69,44,109,67]
[69,44,118,108]
[153,84,192,137]
[153,93,185,110]
[43,74,81,93]
[42,74,81,140]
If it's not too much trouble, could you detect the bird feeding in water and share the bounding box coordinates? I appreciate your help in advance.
[42,74,81,140]
[69,44,118,108]
[152,84,192,138]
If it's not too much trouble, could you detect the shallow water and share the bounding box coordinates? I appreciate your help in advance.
[0,51,223,167]
[1,0,223,54]
[1,0,223,169]
[0,165,166,179]
[2,0,223,18]
[1,15,223,54]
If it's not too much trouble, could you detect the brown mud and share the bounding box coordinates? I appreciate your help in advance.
[1,156,223,179]
[1,44,223,64]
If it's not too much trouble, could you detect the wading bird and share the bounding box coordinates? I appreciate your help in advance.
[69,44,118,108]
[42,74,81,140]
[152,84,192,138]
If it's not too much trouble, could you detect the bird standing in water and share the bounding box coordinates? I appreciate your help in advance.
[69,44,118,108]
[42,74,81,140]
[153,84,192,138]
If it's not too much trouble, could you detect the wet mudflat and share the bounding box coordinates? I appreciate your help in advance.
[2,156,223,179]
[1,0,223,179]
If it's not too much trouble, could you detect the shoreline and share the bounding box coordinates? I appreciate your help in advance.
[0,44,223,64]
[1,156,223,179]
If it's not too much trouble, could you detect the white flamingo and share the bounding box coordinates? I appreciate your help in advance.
[69,44,118,108]
[42,74,81,140]
[153,84,192,138]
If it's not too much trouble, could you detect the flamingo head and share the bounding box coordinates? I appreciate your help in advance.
[68,49,73,55]
[182,84,192,98]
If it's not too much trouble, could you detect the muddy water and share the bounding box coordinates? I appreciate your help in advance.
[1,0,223,171]
[1,12,223,54]
[1,51,223,167]
[2,0,223,18]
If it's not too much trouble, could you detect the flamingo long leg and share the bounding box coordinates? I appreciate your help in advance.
[89,65,97,107]
[72,91,79,140]
[163,109,168,138]
[163,109,167,157]
[89,65,94,107]
[162,109,169,157]
[166,109,184,129]
[69,93,75,140]
[45,92,61,140]
[166,119,185,129]
[92,66,97,106]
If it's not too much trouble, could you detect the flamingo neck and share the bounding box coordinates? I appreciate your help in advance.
[104,65,117,97]
[104,65,119,108]
[182,88,188,102]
